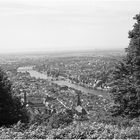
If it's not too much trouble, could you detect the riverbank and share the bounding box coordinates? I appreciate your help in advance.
[17,66,110,99]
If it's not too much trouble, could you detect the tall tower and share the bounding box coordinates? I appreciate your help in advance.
[77,91,82,106]
[75,90,88,118]
[23,90,27,106]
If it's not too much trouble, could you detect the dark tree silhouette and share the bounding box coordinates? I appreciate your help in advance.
[0,68,28,126]
[110,13,140,118]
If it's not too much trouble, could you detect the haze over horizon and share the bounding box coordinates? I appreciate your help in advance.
[0,0,139,54]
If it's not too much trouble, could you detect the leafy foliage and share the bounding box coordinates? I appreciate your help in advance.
[1,119,140,139]
[0,68,29,126]
[110,13,140,118]
[29,108,74,129]
[51,109,74,128]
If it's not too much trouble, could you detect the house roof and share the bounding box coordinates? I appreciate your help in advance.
[28,102,46,108]
[44,95,56,102]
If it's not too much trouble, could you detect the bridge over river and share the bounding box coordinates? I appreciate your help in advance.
[17,66,110,99]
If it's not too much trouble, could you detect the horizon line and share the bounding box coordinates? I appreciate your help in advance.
[0,48,125,55]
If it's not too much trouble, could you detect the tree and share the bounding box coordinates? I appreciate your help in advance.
[0,68,28,126]
[110,13,140,118]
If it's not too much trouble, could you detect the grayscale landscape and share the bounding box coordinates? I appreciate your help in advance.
[0,0,140,139]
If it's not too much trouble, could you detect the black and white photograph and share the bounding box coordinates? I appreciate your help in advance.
[0,0,140,139]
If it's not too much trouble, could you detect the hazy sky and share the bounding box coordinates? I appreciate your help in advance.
[0,0,139,53]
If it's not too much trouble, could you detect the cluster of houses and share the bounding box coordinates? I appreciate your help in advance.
[20,88,88,120]
[35,56,113,90]
[8,60,111,122]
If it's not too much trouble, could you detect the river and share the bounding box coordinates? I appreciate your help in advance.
[17,66,110,99]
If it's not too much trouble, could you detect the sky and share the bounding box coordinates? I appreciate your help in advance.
[0,0,139,53]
